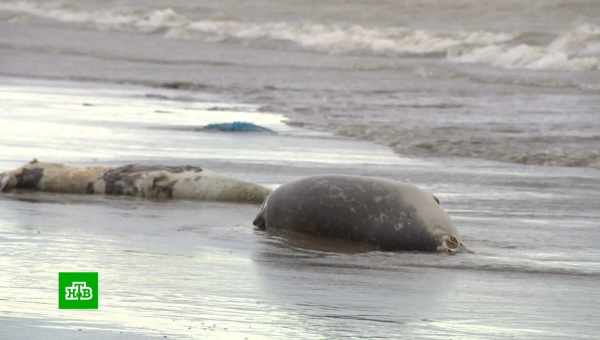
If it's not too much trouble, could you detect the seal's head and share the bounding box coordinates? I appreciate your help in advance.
[423,193,471,254]
[428,194,456,253]
[437,234,462,254]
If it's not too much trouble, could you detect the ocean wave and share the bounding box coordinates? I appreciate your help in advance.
[187,21,513,56]
[1,1,599,72]
[0,1,190,33]
[0,1,513,55]
[449,24,600,71]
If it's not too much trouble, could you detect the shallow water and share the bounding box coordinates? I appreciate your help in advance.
[0,79,599,339]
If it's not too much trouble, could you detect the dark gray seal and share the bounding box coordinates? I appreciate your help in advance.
[253,175,465,253]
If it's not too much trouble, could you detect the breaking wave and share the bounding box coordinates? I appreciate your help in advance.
[449,24,600,71]
[186,21,513,56]
[2,1,599,71]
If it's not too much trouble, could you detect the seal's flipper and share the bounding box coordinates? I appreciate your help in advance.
[459,243,475,254]
[253,213,266,230]
[0,172,14,192]
[253,195,270,229]
[253,205,267,229]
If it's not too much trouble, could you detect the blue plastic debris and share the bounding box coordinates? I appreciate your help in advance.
[202,121,275,133]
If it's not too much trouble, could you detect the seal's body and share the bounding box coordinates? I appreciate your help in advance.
[0,160,270,204]
[253,175,464,253]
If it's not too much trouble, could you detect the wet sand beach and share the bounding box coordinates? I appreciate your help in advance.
[1,79,599,339]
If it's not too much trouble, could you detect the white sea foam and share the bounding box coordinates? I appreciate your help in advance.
[0,1,189,33]
[449,24,600,71]
[1,1,599,72]
[187,21,514,56]
[0,1,513,55]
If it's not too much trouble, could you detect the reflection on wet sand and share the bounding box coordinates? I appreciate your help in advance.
[1,79,599,339]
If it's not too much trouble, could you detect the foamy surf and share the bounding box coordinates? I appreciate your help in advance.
[2,1,599,71]
[449,24,600,71]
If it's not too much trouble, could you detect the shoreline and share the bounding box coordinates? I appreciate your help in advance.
[2,73,599,171]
